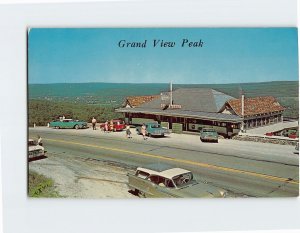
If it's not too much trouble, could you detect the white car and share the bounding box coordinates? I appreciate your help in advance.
[127,164,227,198]
[28,139,46,161]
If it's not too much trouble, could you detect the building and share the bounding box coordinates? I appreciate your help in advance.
[116,88,242,137]
[124,95,160,108]
[116,88,285,137]
[219,96,285,130]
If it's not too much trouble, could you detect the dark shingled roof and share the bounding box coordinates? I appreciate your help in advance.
[139,88,235,112]
[116,107,243,122]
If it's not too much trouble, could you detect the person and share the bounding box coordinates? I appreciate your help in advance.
[92,117,97,130]
[141,123,147,140]
[37,135,43,146]
[126,125,132,139]
[104,120,109,132]
[110,120,114,132]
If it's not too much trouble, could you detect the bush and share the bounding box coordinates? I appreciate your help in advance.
[28,170,61,197]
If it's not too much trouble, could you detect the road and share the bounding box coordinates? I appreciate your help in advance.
[29,127,299,197]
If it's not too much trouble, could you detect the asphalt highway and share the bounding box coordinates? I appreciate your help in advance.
[29,127,299,197]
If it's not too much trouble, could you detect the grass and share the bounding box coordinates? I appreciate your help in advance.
[28,170,62,198]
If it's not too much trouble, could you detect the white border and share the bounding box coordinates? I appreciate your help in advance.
[0,1,299,233]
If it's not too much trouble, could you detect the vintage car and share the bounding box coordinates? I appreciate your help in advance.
[200,128,219,143]
[49,119,88,129]
[136,122,170,137]
[99,119,126,132]
[28,139,46,161]
[127,164,227,198]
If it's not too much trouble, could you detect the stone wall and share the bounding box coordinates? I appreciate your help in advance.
[232,135,298,146]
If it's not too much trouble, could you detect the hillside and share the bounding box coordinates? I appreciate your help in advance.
[28,81,299,119]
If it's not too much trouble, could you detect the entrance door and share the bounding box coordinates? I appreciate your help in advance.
[226,123,233,138]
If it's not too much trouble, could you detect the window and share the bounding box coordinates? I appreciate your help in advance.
[151,124,161,128]
[166,179,175,188]
[149,175,166,186]
[135,170,150,179]
[28,141,36,146]
[173,172,193,188]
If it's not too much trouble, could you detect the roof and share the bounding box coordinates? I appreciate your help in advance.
[139,88,235,112]
[160,168,191,179]
[125,95,160,108]
[116,107,243,122]
[226,96,285,117]
[137,165,191,179]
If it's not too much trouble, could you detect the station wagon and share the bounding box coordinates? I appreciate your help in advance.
[127,164,227,198]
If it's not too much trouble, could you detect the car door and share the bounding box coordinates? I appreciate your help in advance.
[155,178,178,198]
[146,175,174,198]
[67,120,76,128]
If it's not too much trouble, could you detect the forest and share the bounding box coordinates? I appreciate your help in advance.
[28,100,123,126]
[28,81,299,126]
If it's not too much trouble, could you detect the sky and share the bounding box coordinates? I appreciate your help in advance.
[28,28,298,84]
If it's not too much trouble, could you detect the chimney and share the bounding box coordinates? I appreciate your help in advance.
[242,93,244,117]
[241,91,245,132]
[170,81,173,106]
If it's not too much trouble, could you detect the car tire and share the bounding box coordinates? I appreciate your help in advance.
[74,125,79,130]
[138,191,146,198]
[113,128,116,132]
[133,189,139,196]
[148,133,152,137]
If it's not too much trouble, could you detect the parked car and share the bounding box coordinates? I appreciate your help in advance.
[100,119,126,132]
[49,119,88,129]
[28,139,46,161]
[200,128,218,143]
[127,164,227,198]
[136,122,170,137]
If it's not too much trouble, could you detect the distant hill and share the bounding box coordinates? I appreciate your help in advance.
[28,81,299,118]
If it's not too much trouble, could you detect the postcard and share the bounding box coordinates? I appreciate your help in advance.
[27,28,299,198]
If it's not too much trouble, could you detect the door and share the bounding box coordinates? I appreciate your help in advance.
[226,123,233,138]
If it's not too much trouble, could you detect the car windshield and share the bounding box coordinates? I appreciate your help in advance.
[203,129,216,132]
[172,172,193,188]
[151,124,161,128]
[28,140,37,146]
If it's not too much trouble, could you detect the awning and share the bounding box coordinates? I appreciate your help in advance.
[116,107,243,123]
